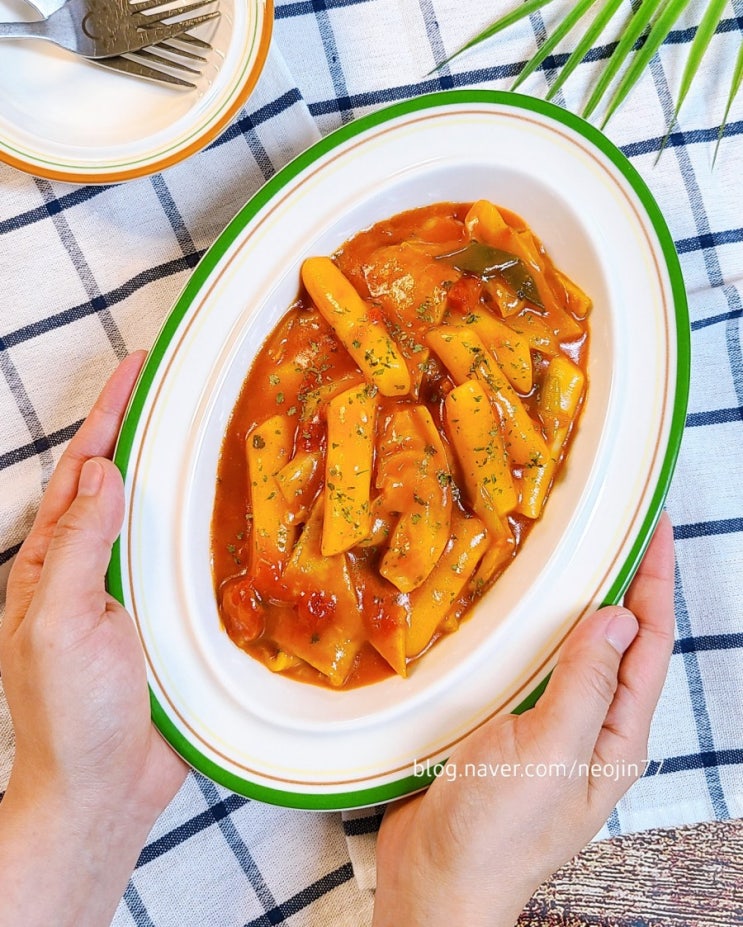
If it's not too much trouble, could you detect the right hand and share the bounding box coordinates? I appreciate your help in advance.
[373,513,675,927]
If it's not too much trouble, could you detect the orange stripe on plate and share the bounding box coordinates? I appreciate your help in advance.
[0,0,274,185]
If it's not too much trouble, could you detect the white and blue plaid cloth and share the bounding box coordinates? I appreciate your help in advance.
[1,1,742,923]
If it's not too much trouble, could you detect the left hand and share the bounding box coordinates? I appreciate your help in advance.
[0,352,187,926]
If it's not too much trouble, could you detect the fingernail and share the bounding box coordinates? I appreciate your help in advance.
[78,459,103,497]
[605,610,639,655]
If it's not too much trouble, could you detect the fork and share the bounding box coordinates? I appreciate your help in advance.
[0,0,219,59]
[93,30,213,88]
[23,0,217,87]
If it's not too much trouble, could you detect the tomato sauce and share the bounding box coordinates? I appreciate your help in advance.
[211,202,590,689]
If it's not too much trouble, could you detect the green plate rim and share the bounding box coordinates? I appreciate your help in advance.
[107,88,691,811]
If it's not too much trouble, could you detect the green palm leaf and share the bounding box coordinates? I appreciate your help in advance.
[674,0,728,118]
[434,0,738,165]
[512,0,599,90]
[430,0,555,73]
[657,0,728,158]
[713,38,743,165]
[582,0,666,119]
[545,0,626,101]
[600,0,694,127]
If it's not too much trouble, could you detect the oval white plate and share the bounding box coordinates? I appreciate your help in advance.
[109,90,690,810]
[0,0,271,182]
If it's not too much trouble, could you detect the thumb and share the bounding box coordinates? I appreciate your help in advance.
[30,458,125,628]
[532,606,639,763]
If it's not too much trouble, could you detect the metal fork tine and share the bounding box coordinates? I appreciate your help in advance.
[135,0,217,26]
[156,38,207,61]
[128,0,171,13]
[150,0,215,17]
[173,32,211,49]
[93,55,195,88]
[129,0,169,13]
[131,46,201,73]
[139,9,220,44]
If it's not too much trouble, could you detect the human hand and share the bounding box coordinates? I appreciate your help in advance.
[373,513,675,927]
[0,352,187,926]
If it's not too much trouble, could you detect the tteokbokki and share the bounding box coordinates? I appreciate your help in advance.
[211,200,591,688]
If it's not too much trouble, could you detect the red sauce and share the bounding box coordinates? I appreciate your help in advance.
[211,202,590,689]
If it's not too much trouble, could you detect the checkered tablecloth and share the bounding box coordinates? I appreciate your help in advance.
[1,1,742,923]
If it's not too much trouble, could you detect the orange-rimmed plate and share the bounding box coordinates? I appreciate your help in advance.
[0,0,272,183]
